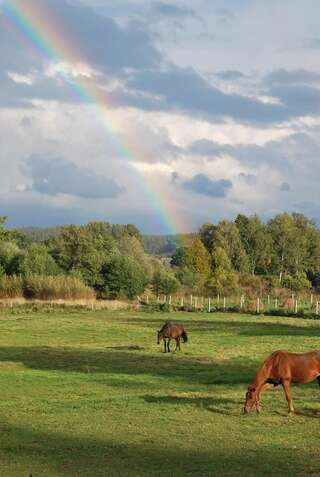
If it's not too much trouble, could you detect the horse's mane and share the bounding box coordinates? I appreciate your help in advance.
[255,351,281,384]
[159,321,172,333]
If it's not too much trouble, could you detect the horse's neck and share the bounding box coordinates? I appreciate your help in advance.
[253,361,270,387]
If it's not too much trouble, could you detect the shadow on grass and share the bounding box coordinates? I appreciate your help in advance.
[0,422,311,477]
[144,394,238,415]
[125,317,320,338]
[0,345,258,385]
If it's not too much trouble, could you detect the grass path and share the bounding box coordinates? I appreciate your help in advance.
[0,309,320,476]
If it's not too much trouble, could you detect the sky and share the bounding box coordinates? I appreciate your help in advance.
[0,0,320,234]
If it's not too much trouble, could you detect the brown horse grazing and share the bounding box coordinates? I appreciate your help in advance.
[157,322,188,353]
[244,350,320,414]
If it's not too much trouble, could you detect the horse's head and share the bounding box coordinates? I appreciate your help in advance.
[157,331,163,344]
[243,385,258,413]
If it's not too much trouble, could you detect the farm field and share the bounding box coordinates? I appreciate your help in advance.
[0,310,320,476]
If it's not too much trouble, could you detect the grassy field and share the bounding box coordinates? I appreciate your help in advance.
[0,310,320,476]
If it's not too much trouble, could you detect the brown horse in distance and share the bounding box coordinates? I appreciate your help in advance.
[157,322,188,353]
[244,350,320,414]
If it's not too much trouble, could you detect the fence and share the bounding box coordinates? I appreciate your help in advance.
[139,293,320,317]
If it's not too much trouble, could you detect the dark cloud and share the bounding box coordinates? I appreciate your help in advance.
[0,0,160,77]
[216,8,235,25]
[305,38,320,49]
[187,133,319,172]
[215,70,246,81]
[183,173,232,198]
[1,1,320,126]
[264,69,320,85]
[280,182,291,192]
[238,173,257,186]
[1,196,180,234]
[22,155,125,199]
[127,64,290,123]
[151,2,194,19]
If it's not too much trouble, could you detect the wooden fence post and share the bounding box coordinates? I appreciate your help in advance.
[257,297,260,314]
[208,297,211,313]
[295,299,298,314]
[223,297,226,310]
[169,295,172,305]
[180,296,184,307]
[316,301,319,315]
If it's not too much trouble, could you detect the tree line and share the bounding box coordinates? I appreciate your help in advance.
[1,212,320,300]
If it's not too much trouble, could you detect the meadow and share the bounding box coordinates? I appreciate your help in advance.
[0,309,320,476]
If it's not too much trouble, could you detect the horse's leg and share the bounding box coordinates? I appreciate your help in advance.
[164,339,167,353]
[255,383,273,413]
[317,376,320,387]
[175,338,180,351]
[167,338,171,352]
[282,379,294,414]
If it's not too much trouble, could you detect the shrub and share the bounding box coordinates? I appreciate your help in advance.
[23,276,95,300]
[101,256,146,299]
[152,270,180,295]
[0,275,23,298]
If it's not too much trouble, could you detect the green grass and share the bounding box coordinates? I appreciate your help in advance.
[0,309,320,476]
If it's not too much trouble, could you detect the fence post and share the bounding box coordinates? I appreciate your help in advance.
[223,297,226,310]
[294,299,298,314]
[257,297,260,314]
[180,296,184,307]
[194,296,198,309]
[190,294,193,307]
[275,298,278,310]
[267,295,270,307]
[146,295,149,304]
[316,301,319,315]
[217,294,220,306]
[208,297,211,313]
[169,295,172,305]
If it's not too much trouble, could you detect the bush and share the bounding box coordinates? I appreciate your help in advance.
[23,276,95,300]
[282,272,311,291]
[152,270,180,295]
[101,256,146,299]
[0,275,23,298]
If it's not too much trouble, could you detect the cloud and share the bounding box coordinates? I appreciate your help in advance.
[183,173,232,198]
[214,70,246,81]
[238,173,257,186]
[216,8,235,25]
[127,64,291,123]
[0,0,161,87]
[264,69,320,85]
[305,38,320,49]
[22,155,125,199]
[151,2,194,19]
[280,182,291,192]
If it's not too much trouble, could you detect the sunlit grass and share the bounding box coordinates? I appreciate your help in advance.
[0,309,319,476]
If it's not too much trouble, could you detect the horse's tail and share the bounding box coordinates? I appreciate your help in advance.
[181,330,188,343]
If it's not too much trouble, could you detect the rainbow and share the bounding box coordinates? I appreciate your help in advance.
[1,0,189,235]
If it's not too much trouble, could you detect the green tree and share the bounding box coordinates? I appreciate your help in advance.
[152,269,180,295]
[101,256,146,299]
[207,246,238,295]
[235,214,273,274]
[18,245,61,277]
[184,238,211,277]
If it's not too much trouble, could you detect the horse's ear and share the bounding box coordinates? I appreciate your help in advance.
[248,385,256,392]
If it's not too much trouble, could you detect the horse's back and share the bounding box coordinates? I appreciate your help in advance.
[160,322,184,338]
[267,350,320,382]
